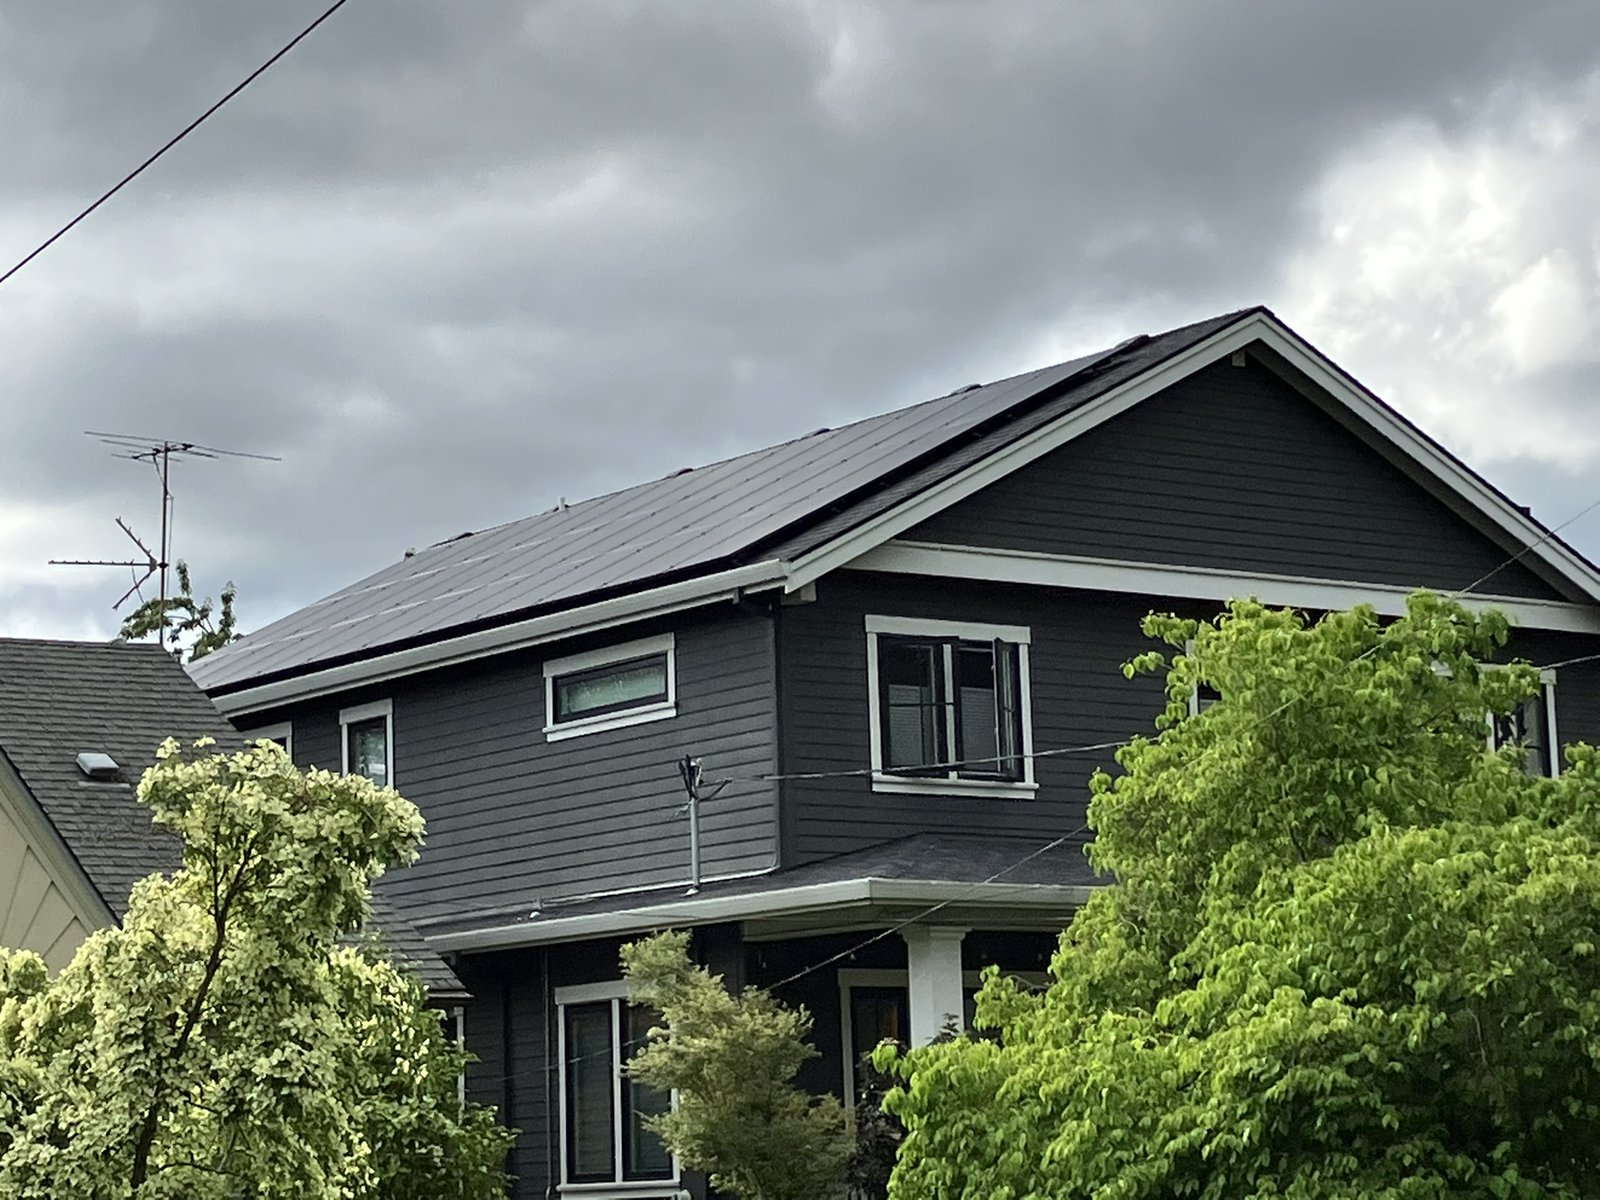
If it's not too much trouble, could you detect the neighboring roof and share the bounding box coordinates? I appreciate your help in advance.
[193,310,1255,695]
[0,638,464,998]
[419,833,1104,952]
[0,638,243,918]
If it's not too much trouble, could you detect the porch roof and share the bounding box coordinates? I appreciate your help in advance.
[419,833,1103,952]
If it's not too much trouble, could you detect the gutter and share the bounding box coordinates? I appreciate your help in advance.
[424,877,1101,953]
[205,560,790,717]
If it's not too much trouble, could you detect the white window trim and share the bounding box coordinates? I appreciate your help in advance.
[1484,667,1559,777]
[240,721,293,758]
[554,980,681,1197]
[864,616,1036,798]
[837,967,1048,1108]
[544,634,678,743]
[339,699,393,784]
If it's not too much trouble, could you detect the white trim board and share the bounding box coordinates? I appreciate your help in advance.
[784,311,1600,607]
[427,877,1097,953]
[543,632,678,743]
[849,541,1600,635]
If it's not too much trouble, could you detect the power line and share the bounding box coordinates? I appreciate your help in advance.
[0,0,355,290]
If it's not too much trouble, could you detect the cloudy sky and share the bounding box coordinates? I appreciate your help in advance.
[2,0,1598,641]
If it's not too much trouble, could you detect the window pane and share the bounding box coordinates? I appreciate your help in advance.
[958,645,999,769]
[623,1006,674,1180]
[1491,688,1555,778]
[554,655,669,722]
[957,641,1023,780]
[565,1004,616,1182]
[880,638,947,771]
[849,987,909,1100]
[347,717,388,786]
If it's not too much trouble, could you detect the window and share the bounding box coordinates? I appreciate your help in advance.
[1488,672,1558,778]
[1190,681,1222,716]
[837,969,1044,1105]
[240,721,293,758]
[556,983,676,1190]
[865,616,1035,798]
[339,700,392,786]
[544,634,676,741]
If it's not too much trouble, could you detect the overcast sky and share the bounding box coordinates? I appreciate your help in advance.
[2,0,1598,641]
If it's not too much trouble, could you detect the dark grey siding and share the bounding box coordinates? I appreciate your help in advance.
[777,573,1174,864]
[248,608,779,916]
[907,357,1561,601]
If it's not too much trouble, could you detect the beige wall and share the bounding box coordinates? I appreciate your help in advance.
[0,776,106,972]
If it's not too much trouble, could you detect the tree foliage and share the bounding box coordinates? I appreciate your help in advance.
[118,560,239,661]
[622,931,853,1200]
[879,594,1600,1199]
[0,738,514,1198]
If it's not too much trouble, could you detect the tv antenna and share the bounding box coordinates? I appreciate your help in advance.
[50,432,280,620]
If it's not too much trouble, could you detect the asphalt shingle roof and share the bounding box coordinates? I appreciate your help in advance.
[0,638,464,998]
[193,309,1260,693]
[417,832,1103,942]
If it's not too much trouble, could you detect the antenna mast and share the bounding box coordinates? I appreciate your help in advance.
[51,432,280,631]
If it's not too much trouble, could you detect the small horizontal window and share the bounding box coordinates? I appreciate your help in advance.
[543,634,677,741]
[554,653,669,723]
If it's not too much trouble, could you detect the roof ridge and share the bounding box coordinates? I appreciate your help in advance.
[415,345,1136,556]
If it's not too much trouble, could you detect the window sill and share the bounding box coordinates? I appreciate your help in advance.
[558,1181,684,1199]
[871,773,1038,800]
[544,702,677,742]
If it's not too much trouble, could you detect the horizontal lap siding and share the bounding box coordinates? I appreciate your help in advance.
[778,574,1172,864]
[256,610,779,914]
[908,358,1560,601]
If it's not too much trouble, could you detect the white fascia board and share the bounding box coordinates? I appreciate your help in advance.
[784,315,1273,592]
[426,877,1097,953]
[1256,317,1600,604]
[853,542,1600,634]
[210,560,789,718]
[786,311,1600,607]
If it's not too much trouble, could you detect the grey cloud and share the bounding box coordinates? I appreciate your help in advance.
[2,0,1599,636]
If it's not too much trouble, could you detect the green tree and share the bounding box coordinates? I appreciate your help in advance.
[879,594,1600,1199]
[118,560,239,661]
[622,931,853,1200]
[0,738,514,1198]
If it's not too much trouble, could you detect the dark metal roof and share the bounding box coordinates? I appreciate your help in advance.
[194,309,1260,693]
[0,638,463,998]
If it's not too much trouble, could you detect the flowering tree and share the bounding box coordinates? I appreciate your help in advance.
[880,595,1600,1198]
[0,738,513,1198]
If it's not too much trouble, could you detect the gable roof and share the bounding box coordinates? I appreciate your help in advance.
[194,305,1600,710]
[0,638,242,918]
[0,638,464,999]
[194,309,1252,697]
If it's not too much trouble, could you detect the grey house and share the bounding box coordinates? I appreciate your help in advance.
[191,307,1600,1200]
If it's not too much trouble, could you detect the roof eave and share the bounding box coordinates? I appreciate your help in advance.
[205,559,791,717]
[425,877,1100,953]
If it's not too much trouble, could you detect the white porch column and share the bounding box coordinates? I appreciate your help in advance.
[902,926,967,1044]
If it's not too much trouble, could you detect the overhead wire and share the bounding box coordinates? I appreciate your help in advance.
[0,0,355,289]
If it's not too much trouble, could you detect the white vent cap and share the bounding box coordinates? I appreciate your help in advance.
[76,752,121,780]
